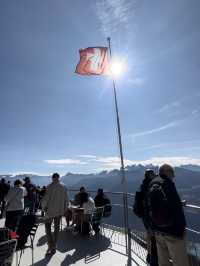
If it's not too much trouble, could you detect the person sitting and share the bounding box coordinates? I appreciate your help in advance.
[81,192,95,235]
[74,186,86,206]
[96,188,111,216]
[5,179,27,232]
[23,177,37,214]
[94,188,110,207]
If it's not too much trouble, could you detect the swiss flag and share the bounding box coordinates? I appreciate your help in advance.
[75,47,109,75]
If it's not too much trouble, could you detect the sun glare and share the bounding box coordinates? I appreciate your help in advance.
[110,58,126,77]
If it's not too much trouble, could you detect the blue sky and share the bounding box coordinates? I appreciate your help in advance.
[1,0,200,175]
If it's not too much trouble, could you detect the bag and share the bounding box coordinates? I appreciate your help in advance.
[147,181,173,227]
[133,191,144,218]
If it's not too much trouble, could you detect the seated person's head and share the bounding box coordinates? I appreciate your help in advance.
[80,186,86,193]
[97,188,103,196]
[14,179,23,187]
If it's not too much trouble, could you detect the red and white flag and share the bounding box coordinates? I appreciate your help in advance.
[75,47,109,75]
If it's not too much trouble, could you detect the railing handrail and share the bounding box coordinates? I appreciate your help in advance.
[68,188,200,210]
[185,204,200,211]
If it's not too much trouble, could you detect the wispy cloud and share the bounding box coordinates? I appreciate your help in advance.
[157,101,180,114]
[44,159,87,165]
[44,155,135,170]
[78,155,97,159]
[131,121,180,139]
[192,109,199,116]
[95,0,136,35]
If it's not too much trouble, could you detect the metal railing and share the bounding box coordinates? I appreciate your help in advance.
[68,189,200,265]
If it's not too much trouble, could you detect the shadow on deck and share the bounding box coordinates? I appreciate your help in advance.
[12,222,146,266]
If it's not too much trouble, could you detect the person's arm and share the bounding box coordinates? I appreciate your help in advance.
[4,189,12,204]
[23,187,27,197]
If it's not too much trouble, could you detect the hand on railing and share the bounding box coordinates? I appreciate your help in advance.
[182,200,187,207]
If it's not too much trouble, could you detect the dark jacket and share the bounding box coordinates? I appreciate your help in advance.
[0,182,10,199]
[94,194,110,207]
[133,177,152,229]
[149,176,186,238]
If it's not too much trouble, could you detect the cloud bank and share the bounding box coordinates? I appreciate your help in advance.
[44,155,200,171]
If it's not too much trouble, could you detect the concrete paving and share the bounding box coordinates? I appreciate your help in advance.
[1,218,147,266]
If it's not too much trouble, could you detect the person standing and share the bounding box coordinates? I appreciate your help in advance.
[42,173,69,255]
[148,164,189,266]
[0,178,10,218]
[4,179,26,231]
[133,169,158,266]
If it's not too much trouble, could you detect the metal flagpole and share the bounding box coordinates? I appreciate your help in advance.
[107,37,129,255]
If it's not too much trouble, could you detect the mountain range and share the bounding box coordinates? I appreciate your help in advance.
[1,164,200,205]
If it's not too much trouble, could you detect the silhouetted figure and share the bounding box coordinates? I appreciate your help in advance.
[94,188,110,207]
[133,169,158,266]
[74,186,86,206]
[94,188,111,233]
[23,177,37,214]
[0,178,10,218]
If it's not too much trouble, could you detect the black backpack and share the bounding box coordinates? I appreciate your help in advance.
[133,191,144,218]
[147,179,173,227]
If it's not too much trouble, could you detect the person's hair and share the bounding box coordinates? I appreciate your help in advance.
[14,179,23,186]
[159,164,174,178]
[98,188,103,194]
[144,169,156,180]
[52,173,60,179]
[80,186,85,192]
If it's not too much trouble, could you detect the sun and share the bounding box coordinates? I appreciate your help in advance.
[110,58,126,77]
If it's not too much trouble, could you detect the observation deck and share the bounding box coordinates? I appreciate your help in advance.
[0,190,199,266]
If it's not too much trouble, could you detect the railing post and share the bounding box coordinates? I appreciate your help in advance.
[127,227,132,266]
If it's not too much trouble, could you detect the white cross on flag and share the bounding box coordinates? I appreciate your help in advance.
[75,47,109,75]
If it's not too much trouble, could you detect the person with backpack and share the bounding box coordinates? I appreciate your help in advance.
[133,169,158,266]
[148,164,189,266]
